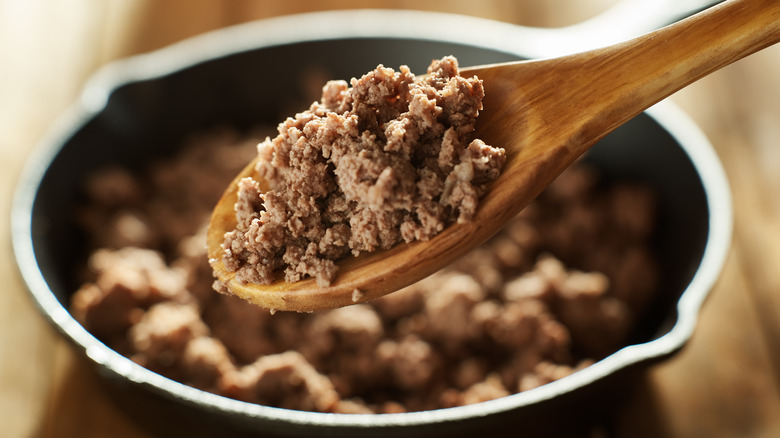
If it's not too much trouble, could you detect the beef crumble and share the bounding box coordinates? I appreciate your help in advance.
[219,56,506,288]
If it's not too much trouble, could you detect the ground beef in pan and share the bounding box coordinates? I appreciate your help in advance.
[70,58,660,414]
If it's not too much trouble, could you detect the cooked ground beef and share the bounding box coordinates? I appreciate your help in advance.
[70,66,659,414]
[219,56,505,288]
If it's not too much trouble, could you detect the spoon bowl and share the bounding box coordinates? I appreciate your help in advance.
[208,0,779,312]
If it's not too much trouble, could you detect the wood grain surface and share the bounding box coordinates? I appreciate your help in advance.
[2,1,779,437]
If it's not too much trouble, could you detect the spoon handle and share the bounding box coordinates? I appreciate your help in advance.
[460,0,778,268]
[559,0,780,149]
[467,0,779,215]
[472,0,779,158]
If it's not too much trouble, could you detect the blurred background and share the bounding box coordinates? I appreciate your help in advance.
[1,1,779,437]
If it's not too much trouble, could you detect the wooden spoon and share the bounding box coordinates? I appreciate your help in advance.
[208,0,779,312]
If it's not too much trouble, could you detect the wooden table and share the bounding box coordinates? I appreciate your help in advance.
[2,1,779,436]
